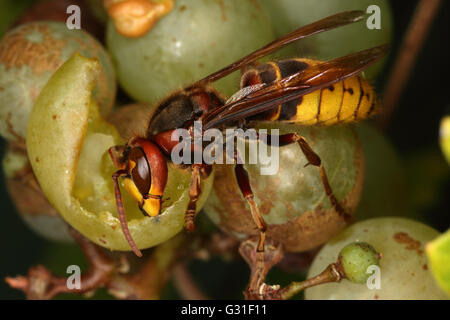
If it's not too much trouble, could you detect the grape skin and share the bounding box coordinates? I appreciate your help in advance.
[305,217,448,300]
[203,124,364,252]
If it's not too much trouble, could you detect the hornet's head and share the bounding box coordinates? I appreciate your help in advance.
[118,137,168,217]
[109,137,168,257]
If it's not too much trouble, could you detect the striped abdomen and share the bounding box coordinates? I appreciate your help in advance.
[240,58,379,125]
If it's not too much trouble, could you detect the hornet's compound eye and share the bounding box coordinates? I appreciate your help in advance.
[127,147,151,196]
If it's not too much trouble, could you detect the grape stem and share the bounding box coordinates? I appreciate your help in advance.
[378,0,442,129]
[277,263,344,300]
[239,237,285,300]
[5,227,116,299]
[5,227,183,300]
[238,237,345,300]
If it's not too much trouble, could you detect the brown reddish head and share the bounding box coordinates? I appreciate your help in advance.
[109,137,168,257]
[123,137,168,216]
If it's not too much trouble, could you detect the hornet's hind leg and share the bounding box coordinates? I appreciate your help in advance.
[260,132,351,221]
[233,131,351,298]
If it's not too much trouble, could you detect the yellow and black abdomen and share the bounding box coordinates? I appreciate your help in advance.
[240,58,379,126]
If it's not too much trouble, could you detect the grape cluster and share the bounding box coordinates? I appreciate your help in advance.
[0,0,447,301]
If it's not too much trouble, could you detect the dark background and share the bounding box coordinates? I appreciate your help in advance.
[0,0,449,299]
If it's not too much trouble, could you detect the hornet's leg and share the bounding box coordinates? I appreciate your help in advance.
[185,164,212,232]
[260,132,351,221]
[234,149,269,298]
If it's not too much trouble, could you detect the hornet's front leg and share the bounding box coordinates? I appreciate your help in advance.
[233,149,270,298]
[185,163,213,232]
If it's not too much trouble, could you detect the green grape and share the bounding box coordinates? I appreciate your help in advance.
[305,217,448,300]
[106,0,275,104]
[354,123,411,219]
[203,123,364,252]
[26,54,213,252]
[2,148,73,243]
[0,21,116,143]
[259,0,393,79]
[338,242,379,284]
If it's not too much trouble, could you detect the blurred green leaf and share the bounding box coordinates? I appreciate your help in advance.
[427,230,450,296]
[440,116,450,165]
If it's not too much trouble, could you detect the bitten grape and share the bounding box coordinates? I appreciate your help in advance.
[26,54,213,252]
